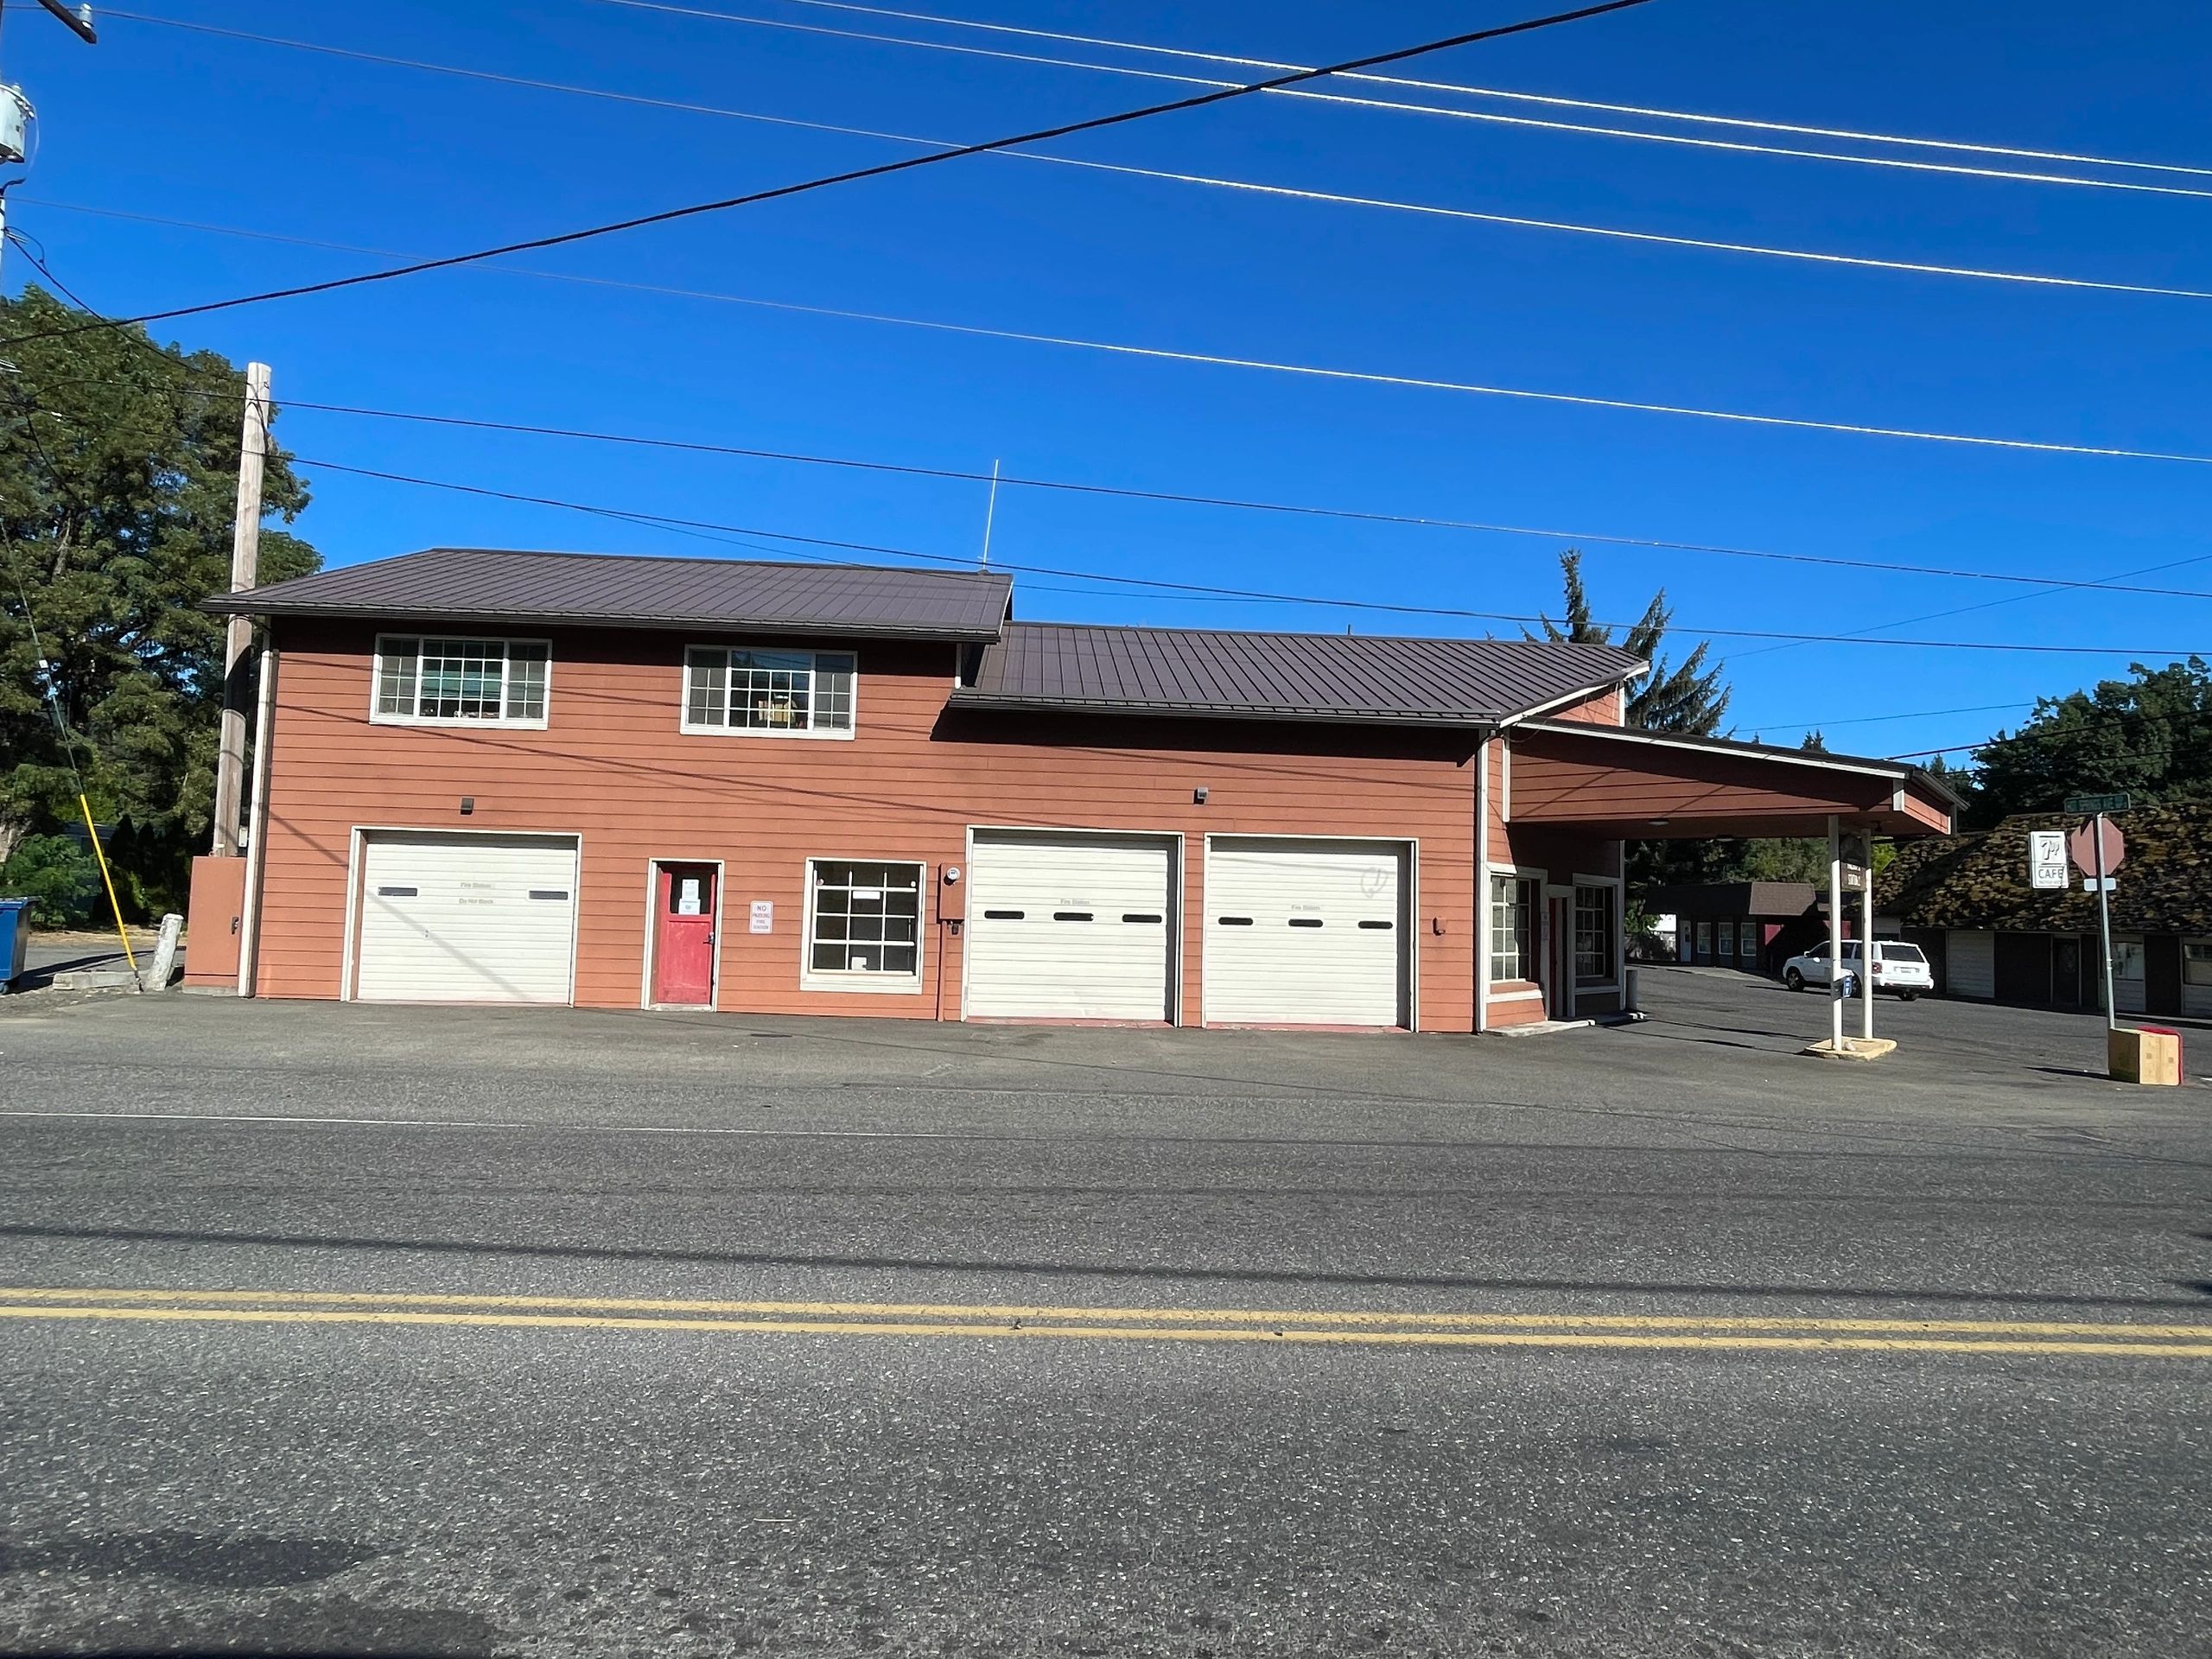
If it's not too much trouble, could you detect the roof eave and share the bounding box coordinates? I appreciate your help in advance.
[947,690,1500,730]
[198,594,1007,644]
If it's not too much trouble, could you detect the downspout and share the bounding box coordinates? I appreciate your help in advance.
[1474,733,1491,1033]
[236,633,278,997]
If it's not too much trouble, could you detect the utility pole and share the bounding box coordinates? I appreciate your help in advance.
[211,361,270,857]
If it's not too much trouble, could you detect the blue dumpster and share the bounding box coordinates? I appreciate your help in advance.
[0,898,29,993]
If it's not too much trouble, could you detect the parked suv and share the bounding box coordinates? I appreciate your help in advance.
[1782,940,1934,999]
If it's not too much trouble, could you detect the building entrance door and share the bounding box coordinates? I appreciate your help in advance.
[652,862,718,1006]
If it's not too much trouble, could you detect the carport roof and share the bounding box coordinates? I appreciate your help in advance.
[203,547,1017,642]
[950,622,1644,727]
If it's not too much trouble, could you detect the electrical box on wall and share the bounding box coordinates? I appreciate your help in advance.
[0,88,33,166]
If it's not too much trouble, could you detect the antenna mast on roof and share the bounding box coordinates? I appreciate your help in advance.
[979,458,1001,570]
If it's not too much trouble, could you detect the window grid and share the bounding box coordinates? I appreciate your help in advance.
[374,636,548,725]
[1573,885,1615,985]
[809,861,922,978]
[684,648,856,735]
[1488,874,1537,983]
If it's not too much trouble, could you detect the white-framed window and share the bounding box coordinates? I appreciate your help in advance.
[1694,919,1712,961]
[1717,918,1736,961]
[1573,881,1618,987]
[804,859,923,988]
[1489,873,1540,982]
[2184,940,2212,987]
[372,635,550,727]
[683,646,856,737]
[1740,924,1761,963]
[2113,936,2145,982]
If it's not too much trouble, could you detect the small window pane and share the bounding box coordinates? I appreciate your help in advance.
[1574,885,1615,984]
[505,642,549,721]
[375,639,419,716]
[816,653,856,731]
[2185,943,2212,987]
[685,648,729,728]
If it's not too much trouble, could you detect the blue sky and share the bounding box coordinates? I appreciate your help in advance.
[6,0,2209,760]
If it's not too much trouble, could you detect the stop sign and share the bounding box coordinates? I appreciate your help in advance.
[2069,818,2126,876]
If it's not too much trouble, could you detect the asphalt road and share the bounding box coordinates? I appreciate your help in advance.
[1,971,2207,1656]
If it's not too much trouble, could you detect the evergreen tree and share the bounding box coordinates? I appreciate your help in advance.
[1531,550,1730,734]
[0,287,317,905]
[1965,658,2211,828]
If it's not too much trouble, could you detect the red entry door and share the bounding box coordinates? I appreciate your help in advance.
[653,863,718,1006]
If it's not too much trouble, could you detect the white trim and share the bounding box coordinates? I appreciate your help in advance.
[1491,987,1546,1003]
[368,633,553,731]
[1474,737,1491,1033]
[1201,834,1418,1030]
[1571,872,1624,999]
[1500,737,1512,821]
[238,639,277,997]
[798,856,929,995]
[1487,861,1546,990]
[341,826,582,1006]
[640,857,728,1010]
[677,643,860,741]
[1512,717,1911,781]
[962,825,1186,1025]
[1507,676,1633,724]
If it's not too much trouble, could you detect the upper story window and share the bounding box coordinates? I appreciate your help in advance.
[373,635,550,727]
[683,646,855,738]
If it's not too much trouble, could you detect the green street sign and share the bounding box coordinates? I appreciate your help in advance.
[2063,792,2132,815]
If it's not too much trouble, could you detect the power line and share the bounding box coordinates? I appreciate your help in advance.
[703,0,2212,183]
[19,321,2212,609]
[15,0,1656,340]
[60,24,2212,304]
[286,451,2203,658]
[547,0,2212,200]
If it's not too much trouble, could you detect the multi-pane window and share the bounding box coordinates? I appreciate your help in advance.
[1573,883,1616,985]
[1717,918,1736,961]
[683,647,856,735]
[1489,874,1538,983]
[807,861,922,980]
[1694,919,1712,962]
[374,636,549,724]
[2185,942,2212,987]
[1741,924,1761,964]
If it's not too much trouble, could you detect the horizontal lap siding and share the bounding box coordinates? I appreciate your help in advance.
[255,624,1481,1029]
[1509,737,1894,823]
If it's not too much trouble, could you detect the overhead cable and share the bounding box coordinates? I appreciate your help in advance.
[677,0,2212,183]
[35,22,2212,312]
[16,0,1656,339]
[289,454,2197,658]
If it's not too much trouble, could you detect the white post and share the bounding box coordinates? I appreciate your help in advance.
[1474,735,1491,1033]
[1859,833,1875,1042]
[212,360,271,856]
[1827,813,1844,1050]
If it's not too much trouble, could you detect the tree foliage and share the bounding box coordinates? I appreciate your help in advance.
[1530,550,1730,734]
[0,288,316,905]
[1965,658,2212,828]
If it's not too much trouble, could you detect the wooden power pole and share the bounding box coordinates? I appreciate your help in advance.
[212,360,270,858]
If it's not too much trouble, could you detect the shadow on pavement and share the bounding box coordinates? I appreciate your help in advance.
[5,1221,2203,1311]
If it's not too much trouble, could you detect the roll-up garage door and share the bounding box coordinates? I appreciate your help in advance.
[354,831,580,1004]
[1205,838,1409,1027]
[965,831,1176,1020]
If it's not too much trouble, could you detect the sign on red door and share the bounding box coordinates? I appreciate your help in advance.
[653,863,717,1006]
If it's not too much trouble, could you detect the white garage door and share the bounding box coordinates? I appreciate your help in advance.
[354,832,579,1004]
[965,831,1175,1021]
[1205,838,1408,1027]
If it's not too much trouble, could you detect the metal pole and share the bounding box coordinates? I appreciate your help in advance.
[211,360,270,855]
[1827,813,1843,1050]
[979,457,1000,569]
[2094,811,2117,1033]
[236,638,277,997]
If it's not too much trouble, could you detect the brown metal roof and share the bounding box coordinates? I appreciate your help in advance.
[203,547,1015,642]
[950,622,1643,727]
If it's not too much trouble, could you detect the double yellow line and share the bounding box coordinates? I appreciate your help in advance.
[3,1287,2210,1357]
